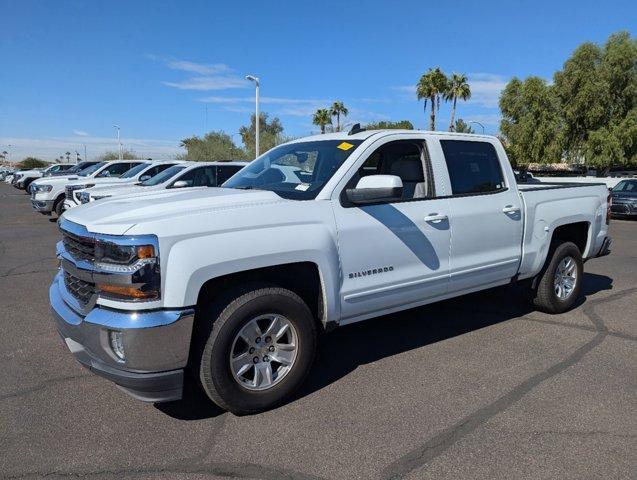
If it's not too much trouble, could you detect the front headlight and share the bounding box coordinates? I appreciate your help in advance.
[94,238,160,301]
[34,184,53,192]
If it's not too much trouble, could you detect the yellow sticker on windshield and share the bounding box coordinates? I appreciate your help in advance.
[337,142,354,151]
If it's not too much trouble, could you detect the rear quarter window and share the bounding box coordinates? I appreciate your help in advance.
[440,140,505,195]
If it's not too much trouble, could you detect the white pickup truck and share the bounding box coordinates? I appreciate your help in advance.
[74,161,248,205]
[11,163,75,191]
[31,160,145,216]
[51,129,612,414]
[62,160,181,210]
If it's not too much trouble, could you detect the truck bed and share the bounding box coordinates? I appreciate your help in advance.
[517,181,610,280]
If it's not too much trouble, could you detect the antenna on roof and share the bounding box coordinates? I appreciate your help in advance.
[348,123,366,135]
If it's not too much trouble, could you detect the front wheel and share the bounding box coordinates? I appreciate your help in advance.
[532,241,583,313]
[197,286,317,415]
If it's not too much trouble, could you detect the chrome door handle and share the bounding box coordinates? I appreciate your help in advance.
[502,205,520,214]
[424,213,448,223]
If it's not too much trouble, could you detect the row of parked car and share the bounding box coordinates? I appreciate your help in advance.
[4,128,617,415]
[6,159,248,217]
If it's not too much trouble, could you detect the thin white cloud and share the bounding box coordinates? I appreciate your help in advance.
[163,77,248,91]
[73,129,89,137]
[1,135,185,162]
[466,73,508,108]
[150,55,248,92]
[165,60,231,75]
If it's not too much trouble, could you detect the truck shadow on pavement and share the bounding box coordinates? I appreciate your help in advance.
[156,272,612,420]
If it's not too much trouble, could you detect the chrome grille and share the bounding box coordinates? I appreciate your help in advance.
[63,271,95,306]
[62,230,95,262]
[65,186,74,200]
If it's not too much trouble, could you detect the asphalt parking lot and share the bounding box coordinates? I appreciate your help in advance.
[0,182,635,480]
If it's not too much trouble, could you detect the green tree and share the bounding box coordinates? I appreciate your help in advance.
[312,108,332,134]
[18,157,48,169]
[453,119,474,134]
[416,67,449,130]
[330,101,349,132]
[499,76,564,166]
[98,149,139,161]
[445,73,471,131]
[239,112,285,158]
[179,131,245,161]
[365,120,414,130]
[553,31,636,168]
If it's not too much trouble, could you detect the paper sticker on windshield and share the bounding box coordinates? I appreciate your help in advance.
[337,142,354,151]
[295,183,310,191]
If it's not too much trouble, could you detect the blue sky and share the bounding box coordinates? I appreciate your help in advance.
[1,0,635,161]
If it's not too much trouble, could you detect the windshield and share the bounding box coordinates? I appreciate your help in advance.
[121,163,151,179]
[78,162,106,177]
[62,162,90,173]
[141,165,187,186]
[223,140,363,199]
[612,180,637,192]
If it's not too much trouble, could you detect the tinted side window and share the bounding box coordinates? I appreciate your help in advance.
[216,165,243,184]
[174,166,217,187]
[146,164,175,177]
[99,162,139,177]
[440,140,505,195]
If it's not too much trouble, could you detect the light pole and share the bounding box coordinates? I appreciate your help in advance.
[467,120,485,134]
[113,125,122,160]
[83,144,87,163]
[245,75,260,158]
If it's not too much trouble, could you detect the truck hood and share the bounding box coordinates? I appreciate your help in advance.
[89,183,163,197]
[62,187,285,235]
[66,177,134,187]
[33,174,87,186]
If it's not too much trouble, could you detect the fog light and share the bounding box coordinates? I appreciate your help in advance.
[109,330,125,360]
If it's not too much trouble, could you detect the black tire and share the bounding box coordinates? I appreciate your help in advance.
[197,285,317,415]
[23,179,34,193]
[54,197,65,217]
[532,241,583,314]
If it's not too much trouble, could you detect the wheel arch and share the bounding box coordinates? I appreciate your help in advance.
[194,261,329,331]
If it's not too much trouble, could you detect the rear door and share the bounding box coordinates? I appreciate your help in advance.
[435,139,523,293]
[333,136,451,322]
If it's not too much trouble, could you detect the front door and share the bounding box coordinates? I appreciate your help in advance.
[333,139,451,322]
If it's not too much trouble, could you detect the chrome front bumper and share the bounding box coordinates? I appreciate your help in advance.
[50,272,195,402]
[31,199,55,213]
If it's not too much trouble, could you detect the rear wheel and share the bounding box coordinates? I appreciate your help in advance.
[532,241,583,313]
[197,286,317,415]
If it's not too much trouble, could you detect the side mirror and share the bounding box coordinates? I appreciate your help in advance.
[139,175,151,182]
[346,175,403,205]
[172,180,189,188]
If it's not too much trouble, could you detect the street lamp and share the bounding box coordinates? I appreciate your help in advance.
[467,120,485,134]
[113,125,122,160]
[245,75,260,158]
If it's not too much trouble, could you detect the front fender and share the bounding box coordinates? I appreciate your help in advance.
[161,222,341,324]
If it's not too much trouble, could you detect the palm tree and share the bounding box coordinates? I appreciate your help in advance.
[416,67,449,130]
[312,109,332,134]
[445,73,471,131]
[330,101,349,132]
[65,151,71,161]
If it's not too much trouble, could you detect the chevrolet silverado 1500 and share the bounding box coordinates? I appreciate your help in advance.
[51,128,612,414]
